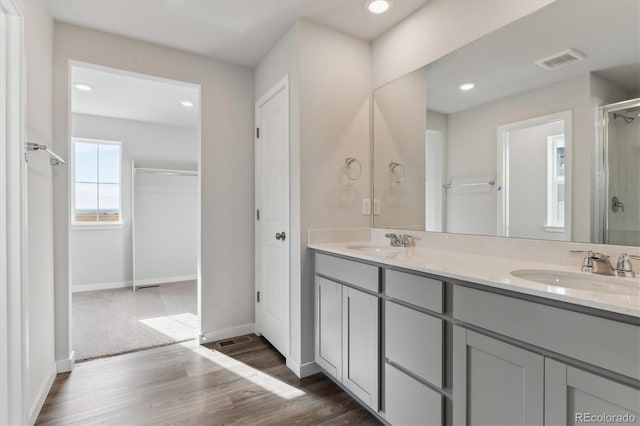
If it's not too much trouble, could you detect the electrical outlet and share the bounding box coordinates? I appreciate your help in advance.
[362,198,371,215]
[373,199,381,215]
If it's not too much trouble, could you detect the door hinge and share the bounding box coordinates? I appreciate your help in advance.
[256,209,260,221]
[256,291,260,303]
[256,128,260,139]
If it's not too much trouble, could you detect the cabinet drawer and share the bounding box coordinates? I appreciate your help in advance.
[454,285,640,379]
[385,362,443,426]
[385,269,443,313]
[315,253,379,293]
[386,301,443,388]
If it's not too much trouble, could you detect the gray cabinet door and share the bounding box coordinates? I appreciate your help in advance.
[545,358,640,426]
[385,362,443,426]
[453,326,544,426]
[314,277,343,380]
[343,286,379,411]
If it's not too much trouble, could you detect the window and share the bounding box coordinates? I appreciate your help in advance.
[546,134,565,230]
[73,139,121,224]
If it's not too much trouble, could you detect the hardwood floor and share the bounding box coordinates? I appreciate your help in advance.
[36,335,380,425]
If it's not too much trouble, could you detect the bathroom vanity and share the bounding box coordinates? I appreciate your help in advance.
[309,242,640,426]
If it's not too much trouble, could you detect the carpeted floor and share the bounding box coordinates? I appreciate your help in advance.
[72,281,197,361]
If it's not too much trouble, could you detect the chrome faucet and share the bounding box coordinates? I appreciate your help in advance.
[385,233,415,248]
[589,252,616,276]
[572,250,640,277]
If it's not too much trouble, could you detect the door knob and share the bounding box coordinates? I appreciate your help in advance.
[275,232,286,241]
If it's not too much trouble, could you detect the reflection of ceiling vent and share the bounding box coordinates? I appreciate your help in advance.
[535,49,586,70]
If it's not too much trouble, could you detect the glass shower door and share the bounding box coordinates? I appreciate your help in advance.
[604,99,640,246]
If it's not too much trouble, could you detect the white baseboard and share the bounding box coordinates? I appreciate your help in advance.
[72,280,131,293]
[135,275,197,287]
[56,351,75,373]
[73,275,197,293]
[28,363,56,425]
[286,358,321,378]
[198,323,255,344]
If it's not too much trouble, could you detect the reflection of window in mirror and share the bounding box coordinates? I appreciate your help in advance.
[546,134,565,232]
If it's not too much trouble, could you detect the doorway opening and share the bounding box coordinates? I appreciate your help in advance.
[497,111,573,241]
[69,62,202,361]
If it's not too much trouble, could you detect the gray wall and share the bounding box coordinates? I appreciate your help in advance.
[53,23,255,361]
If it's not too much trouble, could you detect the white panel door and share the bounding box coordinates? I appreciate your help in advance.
[256,77,289,357]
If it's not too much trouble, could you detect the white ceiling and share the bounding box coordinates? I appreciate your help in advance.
[423,0,640,114]
[47,0,430,67]
[71,65,200,128]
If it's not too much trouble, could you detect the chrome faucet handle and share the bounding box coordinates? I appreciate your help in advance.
[570,250,594,272]
[385,233,402,247]
[399,234,415,248]
[616,254,640,278]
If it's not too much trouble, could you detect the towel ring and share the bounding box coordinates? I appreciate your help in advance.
[344,157,362,180]
[389,161,405,183]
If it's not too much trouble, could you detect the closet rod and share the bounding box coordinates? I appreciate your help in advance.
[134,167,198,176]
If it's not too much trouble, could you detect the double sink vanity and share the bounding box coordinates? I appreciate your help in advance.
[307,1,640,423]
[309,235,640,426]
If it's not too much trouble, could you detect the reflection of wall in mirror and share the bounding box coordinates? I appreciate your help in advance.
[373,69,426,229]
[444,73,631,242]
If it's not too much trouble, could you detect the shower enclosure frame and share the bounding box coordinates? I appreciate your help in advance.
[595,98,640,244]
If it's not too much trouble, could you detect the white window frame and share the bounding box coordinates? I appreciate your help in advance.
[545,134,565,232]
[71,137,123,229]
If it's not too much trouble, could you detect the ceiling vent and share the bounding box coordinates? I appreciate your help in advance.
[535,48,586,70]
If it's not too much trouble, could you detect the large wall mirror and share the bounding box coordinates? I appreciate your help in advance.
[373,0,640,246]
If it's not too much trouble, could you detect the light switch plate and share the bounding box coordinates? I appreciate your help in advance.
[373,199,381,215]
[362,199,371,215]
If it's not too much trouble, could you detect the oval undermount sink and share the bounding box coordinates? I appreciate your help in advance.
[345,244,402,258]
[510,269,640,296]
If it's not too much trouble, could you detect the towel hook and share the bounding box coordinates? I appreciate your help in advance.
[344,157,362,180]
[389,161,405,183]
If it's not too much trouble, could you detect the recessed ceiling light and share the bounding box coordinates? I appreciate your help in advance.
[74,83,93,92]
[458,82,476,91]
[366,0,392,14]
[180,100,195,108]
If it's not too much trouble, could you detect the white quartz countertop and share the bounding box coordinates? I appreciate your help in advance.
[308,241,640,318]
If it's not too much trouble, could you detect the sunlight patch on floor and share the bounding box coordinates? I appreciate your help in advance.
[139,313,198,341]
[186,343,306,400]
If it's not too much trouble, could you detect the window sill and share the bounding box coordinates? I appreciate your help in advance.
[543,225,565,233]
[72,222,124,231]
